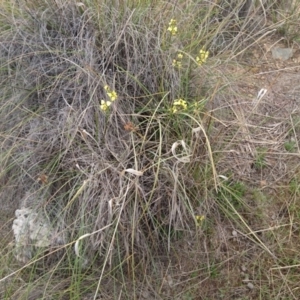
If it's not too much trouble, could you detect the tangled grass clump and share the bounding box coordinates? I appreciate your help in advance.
[3,0,300,299]
[0,0,213,276]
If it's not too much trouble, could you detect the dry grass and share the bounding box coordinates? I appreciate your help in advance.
[1,0,300,299]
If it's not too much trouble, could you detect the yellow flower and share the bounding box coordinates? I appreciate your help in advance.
[174,99,187,109]
[167,19,177,36]
[171,98,187,113]
[104,85,118,101]
[195,215,205,226]
[107,91,117,101]
[100,100,111,111]
[172,59,182,68]
[172,52,183,68]
[196,48,209,65]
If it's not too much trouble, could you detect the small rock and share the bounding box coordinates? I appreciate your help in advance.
[141,290,150,299]
[247,282,254,290]
[241,265,247,272]
[271,47,293,61]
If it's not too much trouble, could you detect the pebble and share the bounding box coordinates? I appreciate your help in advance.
[247,282,254,290]
[271,47,293,61]
[142,290,150,299]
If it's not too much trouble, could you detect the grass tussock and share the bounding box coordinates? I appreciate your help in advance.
[1,0,300,299]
